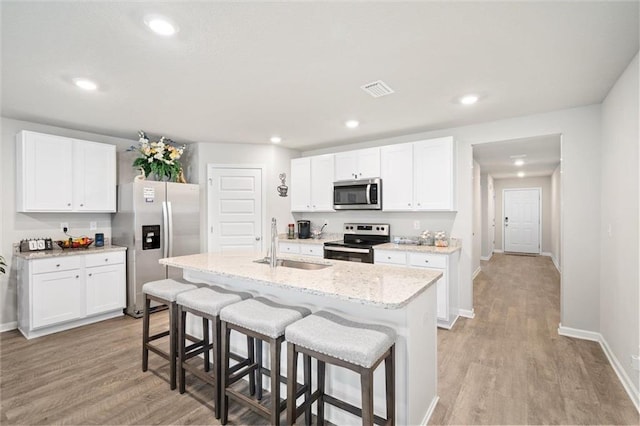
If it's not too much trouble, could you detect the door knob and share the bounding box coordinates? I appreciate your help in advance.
[255,237,261,241]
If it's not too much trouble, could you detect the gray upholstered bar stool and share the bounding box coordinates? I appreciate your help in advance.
[285,311,396,426]
[142,279,197,390]
[175,286,253,419]
[219,297,312,426]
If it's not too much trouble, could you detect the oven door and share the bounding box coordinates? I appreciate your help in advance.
[323,245,373,263]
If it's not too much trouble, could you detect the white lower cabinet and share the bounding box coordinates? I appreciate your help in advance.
[374,248,459,329]
[278,241,323,257]
[18,250,126,339]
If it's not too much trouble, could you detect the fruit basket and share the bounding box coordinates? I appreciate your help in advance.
[56,237,94,249]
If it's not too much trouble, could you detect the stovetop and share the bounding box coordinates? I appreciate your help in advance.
[323,223,390,249]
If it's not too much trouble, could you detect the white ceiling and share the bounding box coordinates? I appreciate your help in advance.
[473,134,561,179]
[1,2,638,150]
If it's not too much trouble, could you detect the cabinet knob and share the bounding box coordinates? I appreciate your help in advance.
[425,260,429,263]
[88,273,92,277]
[75,275,79,279]
[359,173,362,176]
[255,236,261,241]
[408,203,411,206]
[387,256,391,259]
[417,203,421,206]
[312,205,316,208]
[80,203,84,207]
[56,264,60,267]
[67,203,71,207]
[105,258,108,262]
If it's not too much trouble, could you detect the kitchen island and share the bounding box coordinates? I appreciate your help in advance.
[160,252,441,425]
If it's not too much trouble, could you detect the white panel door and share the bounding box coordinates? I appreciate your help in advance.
[504,188,541,254]
[209,167,263,253]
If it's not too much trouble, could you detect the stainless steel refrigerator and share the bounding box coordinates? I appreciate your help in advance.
[112,181,200,317]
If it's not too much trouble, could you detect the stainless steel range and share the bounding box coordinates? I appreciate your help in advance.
[324,223,390,263]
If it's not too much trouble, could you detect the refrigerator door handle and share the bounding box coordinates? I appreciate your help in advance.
[162,201,169,258]
[167,201,174,257]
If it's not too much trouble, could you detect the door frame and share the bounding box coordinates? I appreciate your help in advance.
[502,187,542,254]
[206,164,267,253]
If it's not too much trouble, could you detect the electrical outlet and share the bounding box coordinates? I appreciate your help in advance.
[60,222,69,232]
[90,221,97,230]
[413,220,420,230]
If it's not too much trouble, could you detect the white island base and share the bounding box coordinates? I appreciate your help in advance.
[180,266,438,426]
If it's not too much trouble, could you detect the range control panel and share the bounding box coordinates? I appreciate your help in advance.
[343,223,390,236]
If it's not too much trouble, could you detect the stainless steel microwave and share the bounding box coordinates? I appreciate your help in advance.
[333,178,382,210]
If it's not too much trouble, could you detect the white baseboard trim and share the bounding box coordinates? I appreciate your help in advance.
[458,309,475,319]
[558,324,639,412]
[421,396,440,425]
[472,266,481,280]
[551,254,561,272]
[493,249,504,254]
[480,254,492,261]
[0,321,17,333]
[541,251,552,257]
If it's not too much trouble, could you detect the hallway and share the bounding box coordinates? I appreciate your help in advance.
[430,253,639,425]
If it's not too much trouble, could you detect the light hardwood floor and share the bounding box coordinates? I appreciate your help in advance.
[1,254,638,425]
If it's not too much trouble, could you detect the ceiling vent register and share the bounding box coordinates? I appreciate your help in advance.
[361,80,394,98]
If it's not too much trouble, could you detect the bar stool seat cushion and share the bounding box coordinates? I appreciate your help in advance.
[220,297,311,339]
[176,286,252,316]
[142,279,197,302]
[285,311,396,368]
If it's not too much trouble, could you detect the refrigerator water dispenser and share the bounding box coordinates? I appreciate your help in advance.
[142,225,161,250]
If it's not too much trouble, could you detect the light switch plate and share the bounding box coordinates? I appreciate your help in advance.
[90,221,97,230]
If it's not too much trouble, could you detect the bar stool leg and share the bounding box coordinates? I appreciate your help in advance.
[286,343,298,425]
[178,306,187,394]
[385,346,395,426]
[169,302,178,390]
[303,354,312,425]
[256,340,263,400]
[213,316,222,420]
[220,321,231,425]
[317,360,325,425]
[203,317,210,372]
[248,336,256,396]
[361,369,374,426]
[270,339,282,426]
[142,296,150,372]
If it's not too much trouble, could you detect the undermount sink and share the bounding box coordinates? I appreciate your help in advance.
[253,258,331,270]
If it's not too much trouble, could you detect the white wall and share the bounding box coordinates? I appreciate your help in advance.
[600,53,639,396]
[193,142,299,252]
[480,173,496,259]
[550,164,562,270]
[0,117,136,328]
[472,160,481,274]
[305,104,602,330]
[493,176,552,253]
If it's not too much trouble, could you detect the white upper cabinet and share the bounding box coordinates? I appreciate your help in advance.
[16,131,116,213]
[334,147,380,181]
[380,143,414,210]
[381,136,456,211]
[290,154,335,212]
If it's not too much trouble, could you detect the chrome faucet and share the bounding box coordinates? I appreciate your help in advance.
[269,217,278,268]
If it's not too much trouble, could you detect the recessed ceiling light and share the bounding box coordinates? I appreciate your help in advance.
[73,78,98,91]
[144,16,177,36]
[459,94,479,105]
[345,120,359,129]
[514,159,525,166]
[270,136,282,144]
[517,171,525,178]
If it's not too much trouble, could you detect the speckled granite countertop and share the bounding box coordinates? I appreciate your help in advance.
[278,235,341,245]
[160,252,441,309]
[15,245,127,260]
[375,240,462,254]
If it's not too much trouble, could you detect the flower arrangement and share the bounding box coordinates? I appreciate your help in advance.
[129,130,186,181]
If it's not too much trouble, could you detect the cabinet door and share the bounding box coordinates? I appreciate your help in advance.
[290,158,311,211]
[381,143,414,211]
[356,147,381,179]
[334,151,359,181]
[279,242,300,254]
[86,264,125,315]
[414,137,455,210]
[32,270,83,328]
[310,154,335,211]
[73,140,116,212]
[17,131,73,212]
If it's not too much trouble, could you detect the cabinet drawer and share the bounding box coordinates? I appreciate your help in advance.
[85,251,125,268]
[300,244,323,257]
[279,243,300,254]
[408,252,447,269]
[31,256,83,274]
[374,250,407,265]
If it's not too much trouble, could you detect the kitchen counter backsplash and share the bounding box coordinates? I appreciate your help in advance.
[14,244,126,259]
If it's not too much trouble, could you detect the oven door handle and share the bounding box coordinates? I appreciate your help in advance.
[366,184,371,205]
[324,246,371,254]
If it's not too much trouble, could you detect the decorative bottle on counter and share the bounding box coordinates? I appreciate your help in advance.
[287,223,295,239]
